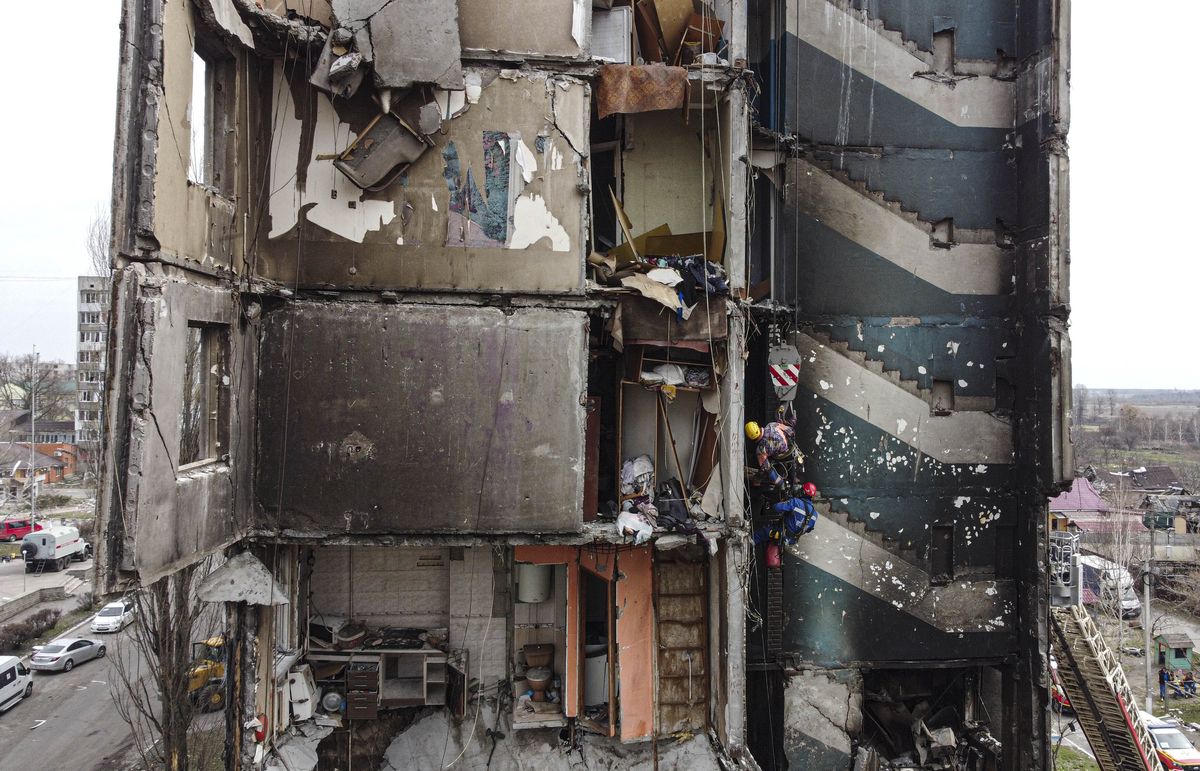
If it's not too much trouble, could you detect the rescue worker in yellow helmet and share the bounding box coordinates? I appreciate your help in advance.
[746,403,802,488]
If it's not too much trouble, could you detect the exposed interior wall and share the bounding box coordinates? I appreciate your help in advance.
[449,547,508,694]
[458,0,585,59]
[256,302,589,535]
[258,64,589,293]
[118,266,255,584]
[310,546,452,628]
[621,108,728,249]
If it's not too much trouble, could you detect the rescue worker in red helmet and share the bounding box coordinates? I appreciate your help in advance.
[753,482,819,546]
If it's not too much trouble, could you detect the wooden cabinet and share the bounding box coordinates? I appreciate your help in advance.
[307,648,455,716]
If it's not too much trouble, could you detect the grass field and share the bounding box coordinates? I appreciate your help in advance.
[1053,745,1099,770]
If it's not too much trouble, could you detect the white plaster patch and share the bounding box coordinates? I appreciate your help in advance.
[877,345,885,352]
[431,194,439,212]
[973,464,988,474]
[946,341,960,356]
[509,195,570,251]
[954,496,971,508]
[571,0,587,48]
[869,511,880,520]
[918,365,927,375]
[958,379,968,388]
[267,66,396,243]
[819,380,832,391]
[514,139,537,183]
[464,71,483,104]
[896,418,908,434]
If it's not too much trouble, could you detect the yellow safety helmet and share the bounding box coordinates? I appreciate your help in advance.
[745,421,763,441]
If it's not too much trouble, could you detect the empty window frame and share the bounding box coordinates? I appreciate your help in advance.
[179,324,229,467]
[188,32,236,193]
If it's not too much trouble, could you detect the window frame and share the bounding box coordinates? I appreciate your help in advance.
[178,322,230,470]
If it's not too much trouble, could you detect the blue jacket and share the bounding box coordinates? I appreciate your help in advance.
[753,496,818,545]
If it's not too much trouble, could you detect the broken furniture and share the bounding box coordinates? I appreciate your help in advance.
[307,646,459,716]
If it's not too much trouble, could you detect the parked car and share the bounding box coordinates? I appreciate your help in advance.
[0,519,42,542]
[90,599,136,633]
[29,638,106,673]
[0,655,32,712]
[1141,711,1200,770]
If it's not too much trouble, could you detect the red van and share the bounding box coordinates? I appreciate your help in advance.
[1,519,43,542]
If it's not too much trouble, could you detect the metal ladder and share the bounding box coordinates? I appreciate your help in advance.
[1050,605,1164,771]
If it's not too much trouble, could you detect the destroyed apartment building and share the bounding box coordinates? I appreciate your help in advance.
[96,0,1069,769]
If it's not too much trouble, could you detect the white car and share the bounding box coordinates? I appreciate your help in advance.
[90,599,136,633]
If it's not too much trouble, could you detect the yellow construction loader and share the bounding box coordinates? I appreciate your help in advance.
[188,634,227,713]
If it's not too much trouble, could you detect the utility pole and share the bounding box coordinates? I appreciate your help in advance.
[28,346,37,532]
[1145,495,1155,713]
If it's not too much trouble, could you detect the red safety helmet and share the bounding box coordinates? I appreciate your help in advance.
[800,482,817,498]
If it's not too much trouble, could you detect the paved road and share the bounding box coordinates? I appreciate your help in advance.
[0,625,138,770]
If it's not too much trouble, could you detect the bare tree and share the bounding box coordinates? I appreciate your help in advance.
[86,207,113,278]
[0,353,74,422]
[1108,390,1117,418]
[1074,384,1089,426]
[111,558,225,771]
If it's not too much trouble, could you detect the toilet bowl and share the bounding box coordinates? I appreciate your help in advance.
[523,644,555,702]
[526,666,553,702]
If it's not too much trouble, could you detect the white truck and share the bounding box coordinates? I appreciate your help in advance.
[0,655,33,712]
[19,525,91,573]
[1079,554,1142,620]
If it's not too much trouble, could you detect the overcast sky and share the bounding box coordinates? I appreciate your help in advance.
[0,2,1192,388]
[0,1,120,363]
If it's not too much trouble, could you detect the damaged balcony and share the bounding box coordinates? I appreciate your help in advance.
[241,541,719,757]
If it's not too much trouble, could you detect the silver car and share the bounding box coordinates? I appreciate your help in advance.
[29,638,106,673]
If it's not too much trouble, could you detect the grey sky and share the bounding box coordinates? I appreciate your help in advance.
[0,1,120,363]
[0,2,1190,389]
[1069,3,1200,389]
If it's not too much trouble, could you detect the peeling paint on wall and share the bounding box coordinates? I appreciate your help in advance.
[267,64,397,243]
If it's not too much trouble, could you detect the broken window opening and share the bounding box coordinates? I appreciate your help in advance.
[188,53,207,185]
[188,28,236,194]
[179,323,229,468]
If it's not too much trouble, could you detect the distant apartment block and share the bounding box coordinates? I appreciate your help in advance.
[76,276,109,452]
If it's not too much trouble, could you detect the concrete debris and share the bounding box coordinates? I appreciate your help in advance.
[309,32,365,98]
[200,0,256,49]
[332,0,464,90]
[196,551,290,606]
[264,723,334,771]
[381,706,725,771]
